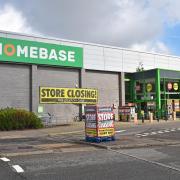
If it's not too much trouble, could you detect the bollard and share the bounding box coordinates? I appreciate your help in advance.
[173,111,176,121]
[142,116,144,123]
[134,113,138,124]
[156,112,159,122]
[141,110,145,123]
[157,117,159,122]
[149,113,153,123]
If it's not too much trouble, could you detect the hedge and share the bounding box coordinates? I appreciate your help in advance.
[0,108,43,131]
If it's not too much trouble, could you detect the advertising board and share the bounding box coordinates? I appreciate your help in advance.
[85,106,97,137]
[98,111,114,137]
[85,106,115,139]
[40,87,98,104]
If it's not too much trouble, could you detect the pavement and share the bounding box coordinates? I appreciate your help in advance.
[0,119,180,157]
[0,119,176,139]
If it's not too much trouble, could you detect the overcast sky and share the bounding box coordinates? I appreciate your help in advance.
[0,0,180,55]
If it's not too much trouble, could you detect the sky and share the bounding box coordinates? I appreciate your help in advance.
[0,0,180,56]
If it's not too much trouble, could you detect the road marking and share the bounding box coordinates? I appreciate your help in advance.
[140,133,150,137]
[0,157,10,162]
[150,132,157,135]
[136,128,180,137]
[136,133,149,137]
[170,129,176,132]
[116,130,126,133]
[12,165,24,173]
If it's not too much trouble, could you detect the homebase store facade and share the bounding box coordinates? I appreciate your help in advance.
[126,69,180,120]
[1,31,180,124]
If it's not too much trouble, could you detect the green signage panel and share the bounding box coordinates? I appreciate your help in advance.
[0,37,83,68]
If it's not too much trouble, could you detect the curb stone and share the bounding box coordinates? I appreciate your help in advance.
[76,140,180,150]
[1,150,54,157]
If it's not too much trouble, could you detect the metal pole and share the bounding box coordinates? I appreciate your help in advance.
[156,69,161,121]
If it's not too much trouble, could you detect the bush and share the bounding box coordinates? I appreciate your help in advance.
[0,108,43,131]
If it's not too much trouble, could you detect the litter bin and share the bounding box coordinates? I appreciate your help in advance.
[85,106,115,143]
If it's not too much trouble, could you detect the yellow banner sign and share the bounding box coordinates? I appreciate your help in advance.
[98,128,115,137]
[40,87,98,104]
[85,128,97,137]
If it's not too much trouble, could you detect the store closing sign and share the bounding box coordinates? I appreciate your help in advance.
[40,87,98,104]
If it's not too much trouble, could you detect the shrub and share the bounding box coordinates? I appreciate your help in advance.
[0,108,43,131]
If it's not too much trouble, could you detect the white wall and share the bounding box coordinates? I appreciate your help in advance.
[1,30,180,73]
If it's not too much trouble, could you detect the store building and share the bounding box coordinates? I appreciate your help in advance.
[0,30,180,124]
[126,69,180,119]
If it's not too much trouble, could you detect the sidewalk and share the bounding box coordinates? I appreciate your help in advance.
[0,119,179,157]
[0,119,178,140]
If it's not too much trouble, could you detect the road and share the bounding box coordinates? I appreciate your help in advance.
[6,145,180,180]
[0,160,24,180]
[1,121,180,180]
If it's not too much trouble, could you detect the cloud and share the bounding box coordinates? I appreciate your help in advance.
[148,0,180,25]
[1,1,180,55]
[92,0,163,46]
[130,41,170,54]
[0,4,39,35]
[13,0,163,48]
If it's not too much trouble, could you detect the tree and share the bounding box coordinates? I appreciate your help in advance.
[136,62,144,72]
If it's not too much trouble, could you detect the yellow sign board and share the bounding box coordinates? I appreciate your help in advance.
[40,87,98,104]
[98,128,115,137]
[85,128,97,137]
[173,83,178,91]
[146,83,152,92]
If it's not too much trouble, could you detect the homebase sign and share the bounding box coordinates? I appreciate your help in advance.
[0,37,83,68]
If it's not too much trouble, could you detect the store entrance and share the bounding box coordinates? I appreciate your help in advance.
[137,101,156,119]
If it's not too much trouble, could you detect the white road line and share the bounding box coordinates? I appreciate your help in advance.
[116,130,126,133]
[136,133,149,137]
[150,132,157,135]
[157,131,164,134]
[0,157,10,162]
[141,133,150,137]
[12,165,24,173]
[136,128,179,137]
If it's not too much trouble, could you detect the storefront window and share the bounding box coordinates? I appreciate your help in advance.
[135,79,155,101]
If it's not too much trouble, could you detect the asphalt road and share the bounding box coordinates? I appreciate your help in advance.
[7,146,180,180]
[115,120,180,137]
[0,161,24,180]
[2,121,180,180]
